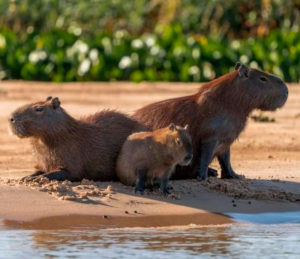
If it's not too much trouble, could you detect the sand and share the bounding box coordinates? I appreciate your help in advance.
[0,81,300,229]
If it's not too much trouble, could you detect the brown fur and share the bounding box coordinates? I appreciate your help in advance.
[9,97,145,181]
[116,124,193,193]
[133,63,288,180]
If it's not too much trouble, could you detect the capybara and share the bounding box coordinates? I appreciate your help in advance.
[116,123,193,194]
[9,96,144,181]
[133,62,289,180]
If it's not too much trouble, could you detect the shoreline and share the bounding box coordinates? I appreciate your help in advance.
[1,177,300,229]
[2,213,233,230]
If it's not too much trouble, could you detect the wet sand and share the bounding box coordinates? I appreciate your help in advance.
[0,81,300,228]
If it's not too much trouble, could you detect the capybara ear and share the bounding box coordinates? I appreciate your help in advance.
[168,123,176,131]
[184,124,189,130]
[235,62,241,70]
[237,64,249,78]
[46,96,52,101]
[51,97,61,109]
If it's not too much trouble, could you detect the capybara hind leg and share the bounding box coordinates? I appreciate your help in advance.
[218,150,241,179]
[197,141,217,181]
[21,170,45,181]
[43,170,75,181]
[135,169,148,194]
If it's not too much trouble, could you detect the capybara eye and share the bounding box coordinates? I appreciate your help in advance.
[175,138,181,145]
[260,76,267,82]
[35,107,44,112]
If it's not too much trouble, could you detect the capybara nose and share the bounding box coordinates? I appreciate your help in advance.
[10,117,15,123]
[184,153,193,161]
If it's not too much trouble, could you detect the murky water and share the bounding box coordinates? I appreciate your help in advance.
[1,212,300,259]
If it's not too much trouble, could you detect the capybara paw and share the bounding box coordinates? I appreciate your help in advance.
[221,170,244,179]
[207,167,218,177]
[197,175,207,181]
[161,188,171,196]
[134,187,144,195]
[21,175,38,182]
[167,185,173,190]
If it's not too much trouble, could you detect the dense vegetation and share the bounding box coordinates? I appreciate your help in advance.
[0,0,299,82]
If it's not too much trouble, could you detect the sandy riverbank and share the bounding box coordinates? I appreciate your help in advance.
[0,81,299,228]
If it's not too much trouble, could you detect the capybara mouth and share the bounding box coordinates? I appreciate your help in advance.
[8,121,28,138]
[260,84,289,111]
[180,156,193,166]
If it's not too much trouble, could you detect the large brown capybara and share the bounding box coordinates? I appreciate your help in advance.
[9,96,144,181]
[116,123,193,194]
[133,62,289,181]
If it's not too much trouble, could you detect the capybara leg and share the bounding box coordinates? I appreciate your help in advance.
[43,170,73,181]
[21,170,45,181]
[197,141,217,181]
[160,172,170,195]
[135,169,147,194]
[207,167,218,177]
[218,150,241,179]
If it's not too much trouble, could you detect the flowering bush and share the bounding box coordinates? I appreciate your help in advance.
[0,28,299,82]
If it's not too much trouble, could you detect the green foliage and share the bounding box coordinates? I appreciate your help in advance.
[0,27,299,82]
[0,0,299,82]
[1,0,299,39]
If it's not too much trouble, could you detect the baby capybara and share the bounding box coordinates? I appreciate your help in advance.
[9,96,144,181]
[116,123,193,194]
[133,62,289,180]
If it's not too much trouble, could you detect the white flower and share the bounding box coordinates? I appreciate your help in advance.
[250,61,258,69]
[28,52,39,63]
[240,55,249,64]
[75,40,88,54]
[28,50,47,63]
[203,62,215,79]
[150,46,160,56]
[78,59,91,76]
[187,37,195,46]
[115,30,127,39]
[66,40,89,60]
[119,56,132,69]
[0,35,5,49]
[231,40,240,50]
[192,48,200,59]
[131,39,143,49]
[189,66,200,75]
[89,49,99,61]
[145,37,155,47]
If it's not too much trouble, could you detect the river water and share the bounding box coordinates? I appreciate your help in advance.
[1,212,300,259]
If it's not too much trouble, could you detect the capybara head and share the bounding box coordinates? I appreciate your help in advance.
[166,123,193,166]
[9,96,66,138]
[234,62,288,111]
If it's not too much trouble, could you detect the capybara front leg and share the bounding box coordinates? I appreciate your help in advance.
[197,140,217,181]
[218,149,241,179]
[160,171,171,195]
[135,168,148,194]
[43,170,73,181]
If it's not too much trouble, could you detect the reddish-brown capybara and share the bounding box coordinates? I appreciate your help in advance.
[116,123,193,194]
[9,96,145,181]
[133,62,289,180]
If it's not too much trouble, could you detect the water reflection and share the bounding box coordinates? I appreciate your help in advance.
[1,224,300,258]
